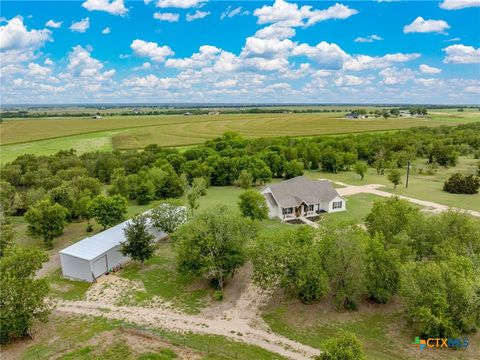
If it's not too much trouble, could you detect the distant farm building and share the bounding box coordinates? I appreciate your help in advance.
[92,114,102,119]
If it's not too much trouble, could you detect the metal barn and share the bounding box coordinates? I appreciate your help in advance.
[59,219,167,282]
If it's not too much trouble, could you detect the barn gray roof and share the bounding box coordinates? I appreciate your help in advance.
[265,176,340,208]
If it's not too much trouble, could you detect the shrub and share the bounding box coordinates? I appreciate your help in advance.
[213,290,224,301]
[317,331,366,360]
[443,173,480,194]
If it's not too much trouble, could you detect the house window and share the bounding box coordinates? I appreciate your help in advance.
[332,201,343,209]
[308,205,314,211]
[286,207,293,214]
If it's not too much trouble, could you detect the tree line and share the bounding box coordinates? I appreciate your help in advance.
[1,122,479,249]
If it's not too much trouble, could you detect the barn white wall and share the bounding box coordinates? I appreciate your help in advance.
[104,246,129,271]
[60,253,93,282]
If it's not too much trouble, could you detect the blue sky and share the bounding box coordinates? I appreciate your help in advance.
[1,0,479,104]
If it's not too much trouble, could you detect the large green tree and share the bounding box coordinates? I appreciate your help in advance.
[0,211,15,257]
[238,190,268,220]
[387,169,402,189]
[172,206,257,289]
[89,194,128,230]
[121,214,155,267]
[365,233,400,304]
[400,256,478,338]
[0,246,50,344]
[252,227,329,304]
[353,162,368,180]
[365,197,419,243]
[25,199,67,248]
[321,226,367,310]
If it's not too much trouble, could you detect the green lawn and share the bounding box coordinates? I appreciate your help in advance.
[47,269,91,300]
[305,156,480,212]
[198,185,244,212]
[119,242,210,314]
[321,193,385,226]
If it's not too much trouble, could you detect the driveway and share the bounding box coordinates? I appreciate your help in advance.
[335,183,480,218]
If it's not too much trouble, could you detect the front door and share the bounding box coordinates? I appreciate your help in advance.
[295,206,300,217]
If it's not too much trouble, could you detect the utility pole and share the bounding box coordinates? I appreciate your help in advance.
[406,161,410,188]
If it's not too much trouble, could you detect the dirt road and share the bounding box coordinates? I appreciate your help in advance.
[55,273,320,360]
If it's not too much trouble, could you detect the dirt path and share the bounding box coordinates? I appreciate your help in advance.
[54,271,320,360]
[36,252,60,278]
[335,183,480,217]
[56,298,320,360]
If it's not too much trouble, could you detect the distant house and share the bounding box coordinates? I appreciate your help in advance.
[183,112,192,116]
[208,111,220,115]
[92,114,102,119]
[399,110,412,117]
[345,113,365,119]
[260,176,346,220]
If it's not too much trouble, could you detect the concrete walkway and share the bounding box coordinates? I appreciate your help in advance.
[335,183,480,218]
[298,217,319,228]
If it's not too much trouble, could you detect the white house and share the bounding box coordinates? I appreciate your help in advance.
[59,207,186,282]
[261,176,346,220]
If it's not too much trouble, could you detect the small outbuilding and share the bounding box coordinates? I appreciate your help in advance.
[59,218,167,282]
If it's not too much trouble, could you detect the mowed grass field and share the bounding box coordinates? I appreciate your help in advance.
[1,109,479,164]
[304,156,480,212]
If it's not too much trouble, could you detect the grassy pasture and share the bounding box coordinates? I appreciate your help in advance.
[263,299,480,360]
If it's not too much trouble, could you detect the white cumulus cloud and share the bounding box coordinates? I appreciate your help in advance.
[102,27,111,34]
[186,10,210,22]
[0,17,51,51]
[443,44,480,64]
[254,0,357,28]
[440,0,480,10]
[155,0,205,9]
[403,17,450,34]
[354,34,383,43]
[82,0,128,16]
[45,19,62,28]
[130,39,174,62]
[292,41,349,69]
[419,64,442,74]
[70,18,90,33]
[28,62,51,76]
[153,12,180,22]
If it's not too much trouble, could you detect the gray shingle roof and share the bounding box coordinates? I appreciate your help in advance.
[266,176,340,208]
